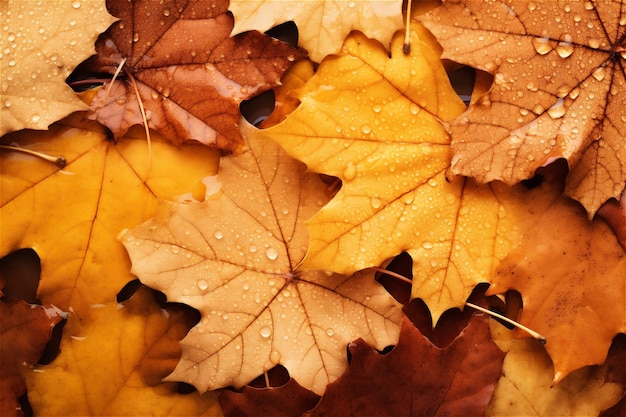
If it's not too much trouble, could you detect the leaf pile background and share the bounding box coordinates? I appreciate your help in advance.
[1,0,625,416]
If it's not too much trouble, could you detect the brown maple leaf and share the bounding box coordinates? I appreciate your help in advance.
[85,0,305,151]
[420,0,626,216]
[303,313,505,417]
[0,299,64,417]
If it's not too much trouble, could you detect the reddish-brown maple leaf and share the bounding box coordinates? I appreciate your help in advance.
[303,313,504,417]
[420,0,626,216]
[600,335,626,417]
[86,0,305,150]
[0,300,64,417]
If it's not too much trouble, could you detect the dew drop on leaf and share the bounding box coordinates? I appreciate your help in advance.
[270,350,281,363]
[532,37,552,55]
[592,66,606,81]
[343,162,357,181]
[197,279,208,290]
[214,230,224,240]
[265,247,278,260]
[259,326,271,338]
[547,98,565,119]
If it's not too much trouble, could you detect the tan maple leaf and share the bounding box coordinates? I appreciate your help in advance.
[85,0,305,151]
[229,0,404,62]
[0,0,115,136]
[121,133,402,395]
[420,0,626,216]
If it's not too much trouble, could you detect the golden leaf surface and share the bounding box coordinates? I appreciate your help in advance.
[1,114,218,315]
[0,0,115,136]
[488,195,626,382]
[487,323,624,416]
[253,27,562,322]
[121,133,402,395]
[23,287,222,416]
[229,0,404,62]
[420,0,626,216]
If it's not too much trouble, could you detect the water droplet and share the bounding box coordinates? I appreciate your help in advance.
[287,54,295,62]
[8,59,16,67]
[214,230,224,240]
[361,124,371,134]
[343,162,357,181]
[265,247,278,261]
[370,197,382,209]
[242,282,250,291]
[555,40,574,58]
[569,88,580,99]
[427,178,437,187]
[31,114,41,123]
[588,38,600,48]
[409,103,421,115]
[270,350,281,363]
[373,105,382,113]
[197,279,208,290]
[592,66,605,81]
[422,241,434,249]
[532,37,552,55]
[326,328,334,336]
[259,327,271,338]
[249,245,257,253]
[133,32,139,42]
[72,0,81,8]
[4,99,12,108]
[547,98,565,119]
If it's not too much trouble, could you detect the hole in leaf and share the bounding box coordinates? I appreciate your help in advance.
[247,365,291,388]
[176,382,197,394]
[38,317,67,365]
[376,252,412,305]
[0,248,41,303]
[116,279,142,303]
[446,65,476,105]
[265,21,299,47]
[17,393,33,417]
[240,90,276,126]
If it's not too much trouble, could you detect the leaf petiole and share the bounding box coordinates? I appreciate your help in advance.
[371,267,547,344]
[403,0,413,54]
[0,144,66,168]
[465,302,547,344]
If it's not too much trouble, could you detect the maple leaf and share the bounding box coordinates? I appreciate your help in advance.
[488,322,625,416]
[601,335,626,417]
[0,114,221,415]
[304,313,504,417]
[488,196,626,382]
[121,133,402,395]
[219,378,321,417]
[252,26,565,322]
[23,286,222,416]
[0,0,115,136]
[0,299,64,417]
[85,0,305,151]
[229,0,404,62]
[420,0,626,216]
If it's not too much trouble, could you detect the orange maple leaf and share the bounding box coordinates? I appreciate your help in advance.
[420,0,626,216]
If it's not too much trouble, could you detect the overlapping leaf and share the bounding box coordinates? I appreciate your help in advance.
[0,300,64,417]
[229,0,404,62]
[487,323,625,416]
[0,0,115,136]
[252,26,564,322]
[488,195,626,382]
[121,133,402,395]
[305,313,504,417]
[86,0,305,150]
[420,0,626,216]
[0,114,221,415]
[23,287,222,416]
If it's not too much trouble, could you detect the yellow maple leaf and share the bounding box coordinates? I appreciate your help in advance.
[0,0,115,136]
[420,0,626,217]
[487,323,624,416]
[23,286,223,416]
[251,26,564,322]
[229,0,404,62]
[1,113,221,415]
[121,133,402,395]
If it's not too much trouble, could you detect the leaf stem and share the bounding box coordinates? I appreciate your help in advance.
[0,144,66,167]
[465,302,547,344]
[372,266,547,344]
[404,0,413,54]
